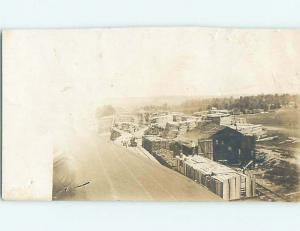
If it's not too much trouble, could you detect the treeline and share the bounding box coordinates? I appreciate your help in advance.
[141,94,299,114]
[179,94,299,113]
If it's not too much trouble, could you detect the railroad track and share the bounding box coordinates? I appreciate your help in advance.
[256,183,289,202]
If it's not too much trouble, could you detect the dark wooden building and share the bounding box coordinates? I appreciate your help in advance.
[211,127,255,166]
[178,122,256,166]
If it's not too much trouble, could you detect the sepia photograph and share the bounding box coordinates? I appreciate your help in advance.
[2,28,300,201]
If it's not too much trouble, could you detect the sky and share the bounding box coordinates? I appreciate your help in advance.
[7,27,299,103]
[4,28,300,129]
[3,27,300,132]
[56,27,300,100]
[4,27,300,133]
[96,27,300,99]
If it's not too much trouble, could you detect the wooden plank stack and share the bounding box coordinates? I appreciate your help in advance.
[176,155,256,200]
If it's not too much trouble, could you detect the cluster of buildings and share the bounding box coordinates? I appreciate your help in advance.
[110,108,267,200]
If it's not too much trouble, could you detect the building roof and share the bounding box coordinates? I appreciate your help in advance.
[178,155,244,181]
[150,115,170,120]
[178,121,258,142]
[166,120,195,127]
[227,123,263,136]
[178,123,226,142]
[207,113,230,118]
[142,135,167,142]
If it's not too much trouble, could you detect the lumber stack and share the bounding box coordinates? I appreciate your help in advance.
[176,155,256,200]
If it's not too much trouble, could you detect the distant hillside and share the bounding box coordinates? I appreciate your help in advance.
[103,95,203,112]
[242,108,300,129]
[99,94,300,115]
[172,94,300,114]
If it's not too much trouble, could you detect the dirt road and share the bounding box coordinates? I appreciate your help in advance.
[53,133,221,201]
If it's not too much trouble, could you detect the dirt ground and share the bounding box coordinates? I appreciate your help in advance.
[244,109,300,201]
[52,132,221,201]
[241,108,300,130]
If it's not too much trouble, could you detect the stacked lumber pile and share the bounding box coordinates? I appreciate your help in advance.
[154,149,177,169]
[176,155,256,200]
[142,135,168,154]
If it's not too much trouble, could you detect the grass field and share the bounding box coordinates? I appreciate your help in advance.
[246,108,300,157]
[241,108,300,129]
[242,108,300,200]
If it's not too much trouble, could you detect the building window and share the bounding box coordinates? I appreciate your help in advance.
[221,140,224,145]
[228,146,232,151]
[215,139,219,144]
